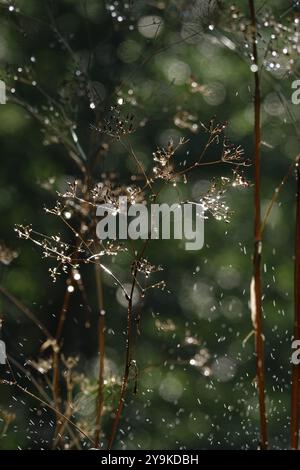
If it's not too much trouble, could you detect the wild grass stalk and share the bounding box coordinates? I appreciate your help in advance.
[291,164,300,449]
[94,263,105,449]
[248,0,268,450]
[107,230,149,450]
[52,282,72,446]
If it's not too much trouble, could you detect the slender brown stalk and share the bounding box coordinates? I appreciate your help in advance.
[107,243,147,450]
[248,0,268,449]
[106,181,163,450]
[55,283,72,343]
[291,165,300,449]
[52,350,60,413]
[52,282,72,445]
[53,287,71,412]
[94,263,105,448]
[107,284,135,450]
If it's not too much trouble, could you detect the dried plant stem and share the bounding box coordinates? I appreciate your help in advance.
[291,165,300,449]
[107,244,147,450]
[248,0,268,450]
[53,282,71,444]
[94,263,105,449]
[53,372,75,449]
[52,350,60,414]
[55,284,72,342]
[107,290,134,450]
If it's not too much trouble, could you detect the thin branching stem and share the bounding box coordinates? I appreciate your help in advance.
[52,281,72,446]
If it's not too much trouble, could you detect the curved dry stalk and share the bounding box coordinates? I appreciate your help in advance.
[106,286,135,450]
[107,242,148,450]
[52,280,72,446]
[291,164,300,449]
[248,0,268,449]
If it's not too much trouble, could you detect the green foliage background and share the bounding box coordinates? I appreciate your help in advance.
[0,0,299,449]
